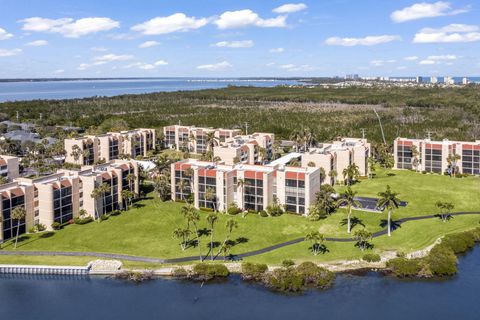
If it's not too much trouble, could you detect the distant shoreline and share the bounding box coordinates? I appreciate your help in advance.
[0,77,306,83]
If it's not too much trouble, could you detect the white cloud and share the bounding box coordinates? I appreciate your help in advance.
[54,69,64,74]
[391,1,469,23]
[418,54,457,65]
[269,47,285,53]
[214,40,254,48]
[370,60,384,67]
[91,46,107,52]
[0,48,22,57]
[0,27,13,40]
[396,66,407,70]
[154,60,168,66]
[25,40,48,46]
[214,10,287,29]
[427,54,456,61]
[139,41,160,48]
[196,61,232,71]
[78,54,134,70]
[20,17,120,38]
[273,3,307,14]
[404,56,419,61]
[278,63,312,72]
[413,24,480,43]
[132,13,208,35]
[93,54,134,64]
[325,35,400,46]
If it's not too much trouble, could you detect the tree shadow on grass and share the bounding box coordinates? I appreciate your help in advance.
[354,241,375,250]
[235,237,249,245]
[132,203,146,209]
[434,214,454,222]
[340,217,365,230]
[379,219,402,232]
[309,243,329,255]
[197,228,211,237]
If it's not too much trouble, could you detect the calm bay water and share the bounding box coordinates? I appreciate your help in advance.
[0,246,479,320]
[0,78,298,102]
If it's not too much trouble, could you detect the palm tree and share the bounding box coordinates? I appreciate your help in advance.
[176,179,188,202]
[91,182,111,219]
[11,206,26,249]
[121,189,135,210]
[206,212,218,260]
[204,187,217,211]
[217,218,238,258]
[411,145,420,172]
[342,163,360,186]
[337,187,361,234]
[435,201,454,222]
[205,131,217,152]
[125,173,136,191]
[307,161,316,167]
[328,169,338,185]
[319,167,326,184]
[186,209,202,261]
[447,153,461,177]
[305,231,325,255]
[153,175,171,201]
[367,157,376,179]
[70,144,81,165]
[353,229,372,251]
[289,130,301,152]
[173,228,191,251]
[377,185,401,237]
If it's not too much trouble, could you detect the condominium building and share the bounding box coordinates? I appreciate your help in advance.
[301,138,371,184]
[0,159,139,241]
[213,133,275,165]
[64,128,156,165]
[0,155,20,181]
[394,138,480,175]
[170,159,320,215]
[163,125,242,153]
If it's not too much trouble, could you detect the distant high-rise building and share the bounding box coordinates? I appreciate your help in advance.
[444,76,454,85]
[416,76,423,83]
[430,76,438,84]
[462,77,470,85]
[345,74,359,80]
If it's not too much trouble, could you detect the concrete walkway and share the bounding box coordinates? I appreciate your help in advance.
[0,211,479,264]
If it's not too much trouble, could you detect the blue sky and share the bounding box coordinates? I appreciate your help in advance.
[0,0,479,77]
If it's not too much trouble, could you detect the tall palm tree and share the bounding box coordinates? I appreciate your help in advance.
[121,189,135,210]
[411,145,420,172]
[367,157,376,179]
[435,201,454,222]
[206,212,218,260]
[337,187,361,233]
[447,153,461,177]
[176,179,188,202]
[70,144,81,165]
[205,131,217,152]
[342,163,360,186]
[377,185,401,237]
[305,231,325,255]
[204,187,217,211]
[289,130,301,152]
[186,208,202,261]
[173,228,191,251]
[328,169,338,185]
[319,167,326,184]
[11,206,26,249]
[125,173,136,191]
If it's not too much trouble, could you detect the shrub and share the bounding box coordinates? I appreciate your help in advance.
[227,203,241,215]
[259,210,268,217]
[386,258,422,277]
[29,223,47,233]
[282,259,295,268]
[115,270,154,282]
[199,207,214,212]
[441,232,475,254]
[264,262,335,292]
[427,245,458,276]
[100,214,109,221]
[265,268,304,292]
[172,267,188,278]
[296,262,335,288]
[51,222,61,230]
[192,264,229,281]
[396,251,406,258]
[241,262,268,281]
[74,217,93,225]
[363,253,381,262]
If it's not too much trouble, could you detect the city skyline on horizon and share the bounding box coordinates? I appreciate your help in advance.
[0,0,479,78]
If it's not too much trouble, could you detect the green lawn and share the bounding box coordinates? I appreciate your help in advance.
[1,168,479,267]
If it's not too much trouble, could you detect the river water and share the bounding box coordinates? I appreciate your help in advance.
[0,246,479,320]
[0,78,298,102]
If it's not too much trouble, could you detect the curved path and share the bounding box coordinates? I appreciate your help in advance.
[1,212,479,264]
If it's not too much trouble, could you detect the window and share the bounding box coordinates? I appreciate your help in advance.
[2,195,26,241]
[243,178,264,212]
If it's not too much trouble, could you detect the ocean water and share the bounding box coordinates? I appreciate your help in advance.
[0,78,298,102]
[0,246,479,320]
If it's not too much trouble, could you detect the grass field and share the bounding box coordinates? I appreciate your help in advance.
[1,168,479,267]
